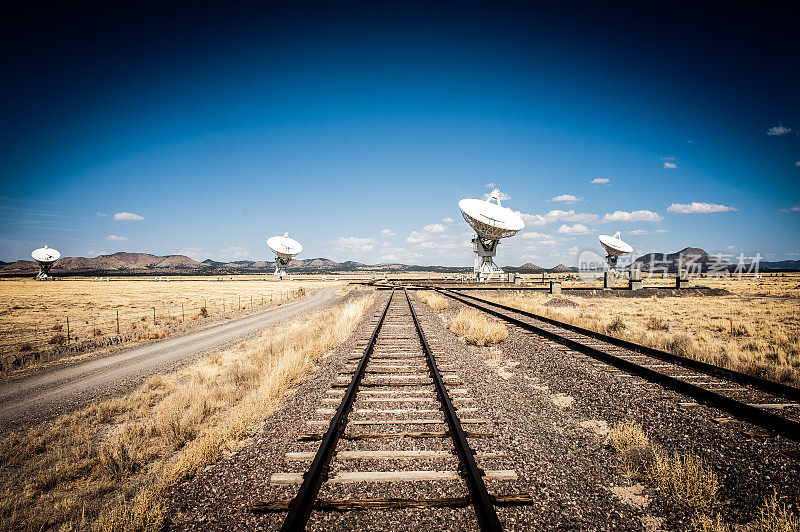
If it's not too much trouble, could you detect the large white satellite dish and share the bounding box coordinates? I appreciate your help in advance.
[267,233,302,279]
[31,245,61,280]
[598,231,633,269]
[458,188,525,282]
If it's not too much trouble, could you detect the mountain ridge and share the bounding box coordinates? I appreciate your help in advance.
[2,248,797,276]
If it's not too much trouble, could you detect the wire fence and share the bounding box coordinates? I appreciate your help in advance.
[0,288,306,371]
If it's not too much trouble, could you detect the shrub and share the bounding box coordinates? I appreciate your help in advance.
[604,316,626,333]
[48,333,66,345]
[416,291,449,311]
[198,307,209,318]
[449,308,508,346]
[646,316,670,331]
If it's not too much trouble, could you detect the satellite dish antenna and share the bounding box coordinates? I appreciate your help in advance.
[267,232,302,280]
[31,245,61,280]
[598,231,633,270]
[458,188,525,282]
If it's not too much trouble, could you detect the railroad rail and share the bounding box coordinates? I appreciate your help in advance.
[256,288,530,530]
[436,288,800,442]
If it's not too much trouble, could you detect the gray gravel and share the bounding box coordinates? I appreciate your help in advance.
[163,290,800,531]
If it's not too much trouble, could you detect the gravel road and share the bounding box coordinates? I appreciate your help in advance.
[0,286,347,434]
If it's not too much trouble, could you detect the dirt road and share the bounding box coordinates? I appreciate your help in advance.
[0,286,347,434]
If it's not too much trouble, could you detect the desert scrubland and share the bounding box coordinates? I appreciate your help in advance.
[490,273,800,387]
[0,292,373,531]
[0,277,342,368]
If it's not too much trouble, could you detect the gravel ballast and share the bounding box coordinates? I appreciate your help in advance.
[164,290,799,531]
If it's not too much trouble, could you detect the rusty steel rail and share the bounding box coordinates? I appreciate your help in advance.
[280,289,395,531]
[404,288,503,531]
[437,288,800,443]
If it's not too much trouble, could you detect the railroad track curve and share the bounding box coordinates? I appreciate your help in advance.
[255,288,531,530]
[436,288,800,443]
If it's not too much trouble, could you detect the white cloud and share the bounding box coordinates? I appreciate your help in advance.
[780,205,800,212]
[787,252,800,257]
[591,178,610,185]
[332,236,376,252]
[482,190,511,201]
[667,202,738,213]
[178,247,205,260]
[654,229,669,233]
[627,229,648,235]
[548,194,581,203]
[113,211,144,221]
[536,239,559,246]
[568,246,579,256]
[380,229,396,237]
[105,234,128,241]
[96,212,106,217]
[795,161,800,167]
[557,223,593,235]
[767,125,792,136]
[515,212,547,226]
[406,231,427,243]
[663,162,677,169]
[727,245,735,250]
[514,209,599,226]
[602,210,663,222]
[218,246,250,258]
[441,217,455,224]
[423,223,446,233]
[485,182,496,189]
[519,232,553,239]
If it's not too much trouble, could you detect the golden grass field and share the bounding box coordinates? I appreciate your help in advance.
[0,292,374,531]
[0,277,343,363]
[489,274,800,387]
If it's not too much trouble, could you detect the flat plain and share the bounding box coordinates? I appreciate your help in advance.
[490,273,800,386]
[0,276,342,363]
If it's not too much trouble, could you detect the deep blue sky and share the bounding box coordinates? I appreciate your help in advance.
[1,1,798,267]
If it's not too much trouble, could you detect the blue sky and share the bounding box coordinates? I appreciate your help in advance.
[1,2,798,267]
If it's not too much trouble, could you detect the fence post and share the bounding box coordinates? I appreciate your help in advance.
[66,316,70,344]
[250,295,253,308]
[153,307,156,325]
[116,311,120,334]
[182,303,185,322]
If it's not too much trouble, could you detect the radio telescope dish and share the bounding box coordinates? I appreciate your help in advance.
[458,188,525,282]
[267,233,302,279]
[31,245,61,280]
[598,231,633,270]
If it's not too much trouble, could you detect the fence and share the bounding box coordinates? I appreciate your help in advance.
[0,288,306,371]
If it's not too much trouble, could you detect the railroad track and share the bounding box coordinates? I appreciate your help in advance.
[254,288,530,530]
[436,288,800,442]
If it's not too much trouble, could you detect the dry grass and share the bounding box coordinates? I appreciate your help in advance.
[493,288,800,387]
[449,308,508,346]
[416,291,449,311]
[0,294,373,531]
[606,422,720,513]
[0,277,342,368]
[606,423,800,530]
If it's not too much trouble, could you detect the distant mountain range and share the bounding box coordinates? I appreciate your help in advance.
[0,248,797,277]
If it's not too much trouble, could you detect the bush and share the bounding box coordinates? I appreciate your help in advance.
[19,342,33,352]
[605,316,626,333]
[198,307,209,318]
[646,316,670,331]
[449,308,508,346]
[48,333,66,345]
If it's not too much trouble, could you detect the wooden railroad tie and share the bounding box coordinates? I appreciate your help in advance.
[252,493,534,513]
